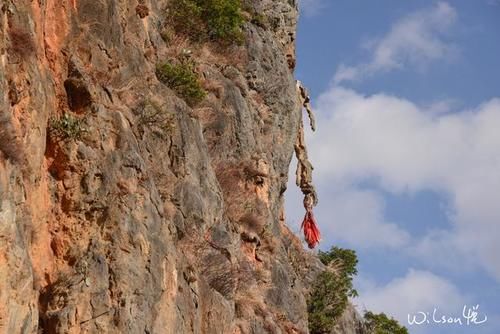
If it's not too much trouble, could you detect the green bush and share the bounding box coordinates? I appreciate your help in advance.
[308,247,359,334]
[318,246,358,297]
[364,311,408,334]
[50,113,86,140]
[204,0,245,42]
[308,271,348,334]
[166,0,245,44]
[155,61,206,106]
[308,247,406,334]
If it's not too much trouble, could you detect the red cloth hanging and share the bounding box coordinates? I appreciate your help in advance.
[301,209,320,249]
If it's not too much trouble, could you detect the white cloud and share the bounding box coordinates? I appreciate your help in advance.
[356,269,467,328]
[334,2,458,84]
[424,98,460,114]
[285,151,410,250]
[308,86,500,280]
[315,188,410,248]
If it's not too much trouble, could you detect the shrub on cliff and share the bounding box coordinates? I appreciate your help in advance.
[156,61,206,106]
[364,311,408,334]
[50,113,86,140]
[308,247,359,334]
[0,112,22,163]
[318,246,359,298]
[8,25,36,59]
[166,0,245,44]
[135,99,176,138]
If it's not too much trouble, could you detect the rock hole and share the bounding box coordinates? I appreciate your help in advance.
[64,78,92,112]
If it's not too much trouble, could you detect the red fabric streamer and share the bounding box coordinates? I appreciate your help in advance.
[301,210,320,249]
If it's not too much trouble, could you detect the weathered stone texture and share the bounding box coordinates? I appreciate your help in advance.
[0,0,365,333]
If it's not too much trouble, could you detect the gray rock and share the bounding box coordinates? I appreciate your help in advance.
[0,0,367,333]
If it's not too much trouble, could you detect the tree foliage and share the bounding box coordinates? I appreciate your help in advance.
[308,247,359,334]
[318,246,358,297]
[166,0,245,44]
[364,311,409,334]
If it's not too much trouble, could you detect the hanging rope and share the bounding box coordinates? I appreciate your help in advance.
[295,81,320,249]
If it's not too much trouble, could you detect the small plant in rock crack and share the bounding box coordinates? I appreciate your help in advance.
[50,113,86,140]
[260,222,272,238]
[155,60,206,106]
[242,3,268,30]
[250,13,268,29]
[0,112,23,163]
[135,99,176,138]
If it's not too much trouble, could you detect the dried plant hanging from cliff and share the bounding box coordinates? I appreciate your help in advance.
[8,24,36,60]
[0,112,23,164]
[135,99,176,138]
[295,81,320,249]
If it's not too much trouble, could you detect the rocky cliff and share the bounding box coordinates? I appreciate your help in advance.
[0,0,341,333]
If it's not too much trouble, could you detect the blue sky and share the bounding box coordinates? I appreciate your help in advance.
[285,1,500,333]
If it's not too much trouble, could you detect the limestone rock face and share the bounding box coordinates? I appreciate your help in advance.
[331,304,367,334]
[0,0,355,333]
[0,0,309,332]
